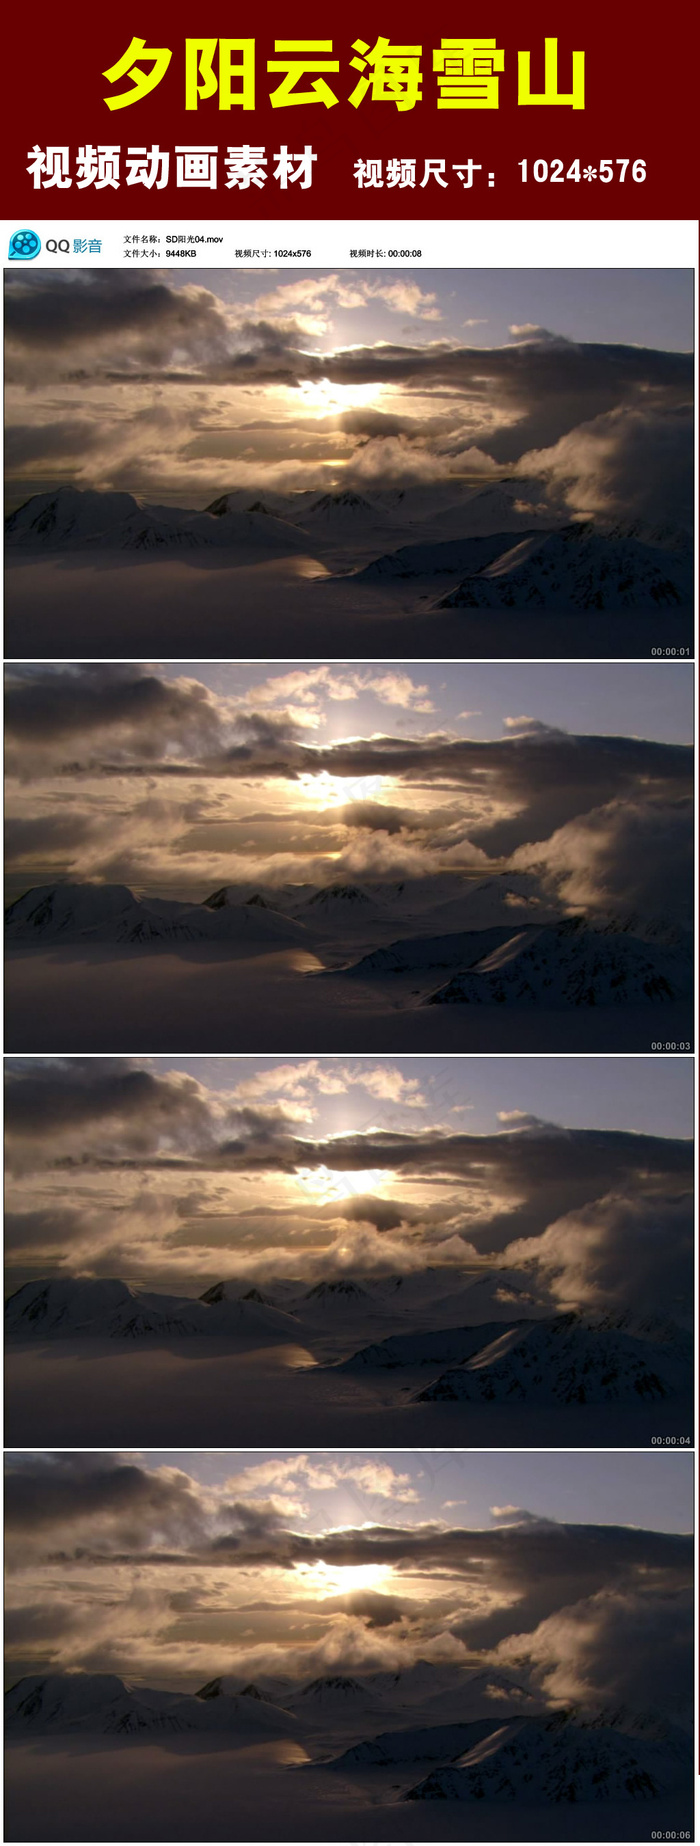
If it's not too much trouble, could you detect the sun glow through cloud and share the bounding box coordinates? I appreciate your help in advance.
[296,380,389,419]
[296,1560,394,1596]
[297,772,387,807]
[296,1165,391,1203]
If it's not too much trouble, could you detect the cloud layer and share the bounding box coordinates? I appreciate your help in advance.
[5,663,693,915]
[5,270,693,518]
[4,1452,692,1722]
[5,1057,692,1315]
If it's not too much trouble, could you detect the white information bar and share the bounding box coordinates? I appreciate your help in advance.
[3,217,697,267]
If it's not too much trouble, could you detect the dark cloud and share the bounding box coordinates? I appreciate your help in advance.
[303,732,691,860]
[4,813,104,865]
[9,1454,689,1620]
[4,1453,209,1553]
[214,1120,691,1190]
[4,1058,218,1156]
[8,1059,691,1191]
[500,1583,693,1718]
[337,801,418,834]
[5,664,223,765]
[5,1058,692,1304]
[8,270,689,426]
[171,1507,694,1592]
[4,1600,87,1648]
[3,1205,88,1256]
[210,332,692,466]
[6,273,692,525]
[5,1454,691,1719]
[4,273,233,371]
[128,727,695,846]
[325,1589,406,1627]
[319,1194,413,1233]
[5,667,692,886]
[506,1191,694,1320]
[521,401,694,526]
[4,421,105,467]
[514,795,694,922]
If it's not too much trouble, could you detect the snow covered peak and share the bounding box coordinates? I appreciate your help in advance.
[5,1278,138,1337]
[5,883,138,938]
[306,491,374,517]
[296,1675,368,1705]
[6,1672,301,1738]
[424,919,690,1008]
[6,487,140,545]
[6,1673,129,1725]
[5,882,310,947]
[302,883,377,914]
[196,1677,225,1699]
[405,1709,690,1804]
[304,1280,370,1302]
[195,1676,271,1703]
[416,1313,688,1406]
[437,523,692,611]
[5,1276,299,1345]
[202,886,231,908]
[6,486,308,556]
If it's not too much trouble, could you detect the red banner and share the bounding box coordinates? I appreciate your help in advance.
[2,1,695,220]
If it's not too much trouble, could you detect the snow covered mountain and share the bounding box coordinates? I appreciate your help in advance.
[5,882,139,939]
[5,1674,302,1738]
[5,882,312,948]
[5,1675,185,1736]
[298,883,381,920]
[337,912,691,1006]
[6,1671,691,1809]
[196,1678,274,1703]
[342,925,519,980]
[414,1312,689,1405]
[5,487,308,557]
[295,491,380,531]
[424,918,691,1008]
[404,1709,690,1803]
[289,1676,378,1715]
[300,1280,372,1315]
[354,530,540,583]
[8,877,689,1019]
[329,1718,502,1769]
[416,877,559,937]
[4,1278,300,1344]
[337,1319,530,1372]
[437,523,693,610]
[4,1278,199,1340]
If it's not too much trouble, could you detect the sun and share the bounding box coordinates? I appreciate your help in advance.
[295,1165,390,1204]
[296,379,386,420]
[297,1561,392,1596]
[297,771,387,808]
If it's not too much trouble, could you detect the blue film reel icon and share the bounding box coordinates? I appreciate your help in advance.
[9,229,41,260]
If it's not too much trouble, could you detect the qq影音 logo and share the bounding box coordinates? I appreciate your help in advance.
[9,229,41,260]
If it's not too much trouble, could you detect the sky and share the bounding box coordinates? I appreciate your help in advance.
[5,267,693,518]
[5,1053,693,1307]
[138,1448,695,1532]
[191,268,695,354]
[152,1054,695,1140]
[4,1450,693,1708]
[4,661,693,904]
